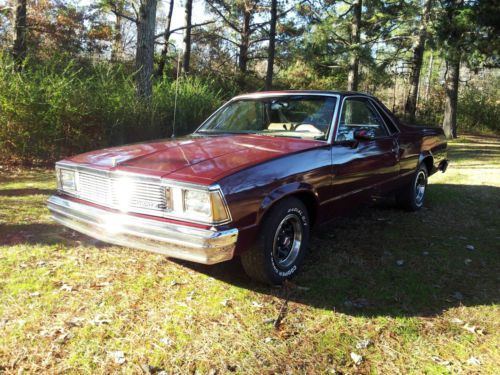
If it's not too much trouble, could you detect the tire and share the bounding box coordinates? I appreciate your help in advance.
[396,163,428,211]
[241,197,310,285]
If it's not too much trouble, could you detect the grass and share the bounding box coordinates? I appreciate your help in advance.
[1,135,499,374]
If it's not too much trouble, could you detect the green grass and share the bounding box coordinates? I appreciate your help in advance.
[1,135,499,374]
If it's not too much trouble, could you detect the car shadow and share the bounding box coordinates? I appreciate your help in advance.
[175,183,500,317]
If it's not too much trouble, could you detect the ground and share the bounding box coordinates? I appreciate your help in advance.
[0,135,499,374]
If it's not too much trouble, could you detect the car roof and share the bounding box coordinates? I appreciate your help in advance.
[233,90,375,100]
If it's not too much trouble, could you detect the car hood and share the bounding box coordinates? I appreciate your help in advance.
[65,134,325,184]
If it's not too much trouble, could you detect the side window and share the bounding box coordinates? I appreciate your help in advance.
[336,99,389,141]
[371,99,399,134]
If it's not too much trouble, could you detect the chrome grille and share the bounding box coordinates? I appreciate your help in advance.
[76,170,166,215]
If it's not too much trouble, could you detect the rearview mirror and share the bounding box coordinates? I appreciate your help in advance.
[353,129,374,141]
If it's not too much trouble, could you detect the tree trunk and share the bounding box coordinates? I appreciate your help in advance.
[424,51,433,101]
[347,0,361,91]
[238,10,251,73]
[157,0,174,77]
[111,0,124,62]
[442,58,460,138]
[404,0,432,122]
[182,0,193,74]
[265,0,277,90]
[13,0,27,69]
[135,0,158,100]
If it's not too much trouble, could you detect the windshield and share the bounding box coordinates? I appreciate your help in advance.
[196,95,337,140]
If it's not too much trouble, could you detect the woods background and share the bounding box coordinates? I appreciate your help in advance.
[0,0,498,164]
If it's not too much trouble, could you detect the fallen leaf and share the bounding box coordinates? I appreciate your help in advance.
[251,301,264,308]
[186,291,195,301]
[431,355,450,366]
[90,315,112,325]
[60,284,73,292]
[159,337,175,347]
[462,323,485,335]
[449,318,464,325]
[264,337,273,343]
[66,317,85,327]
[220,299,231,307]
[350,352,363,365]
[109,351,126,365]
[466,356,481,366]
[356,339,373,349]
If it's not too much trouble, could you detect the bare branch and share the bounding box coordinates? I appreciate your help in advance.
[155,21,215,39]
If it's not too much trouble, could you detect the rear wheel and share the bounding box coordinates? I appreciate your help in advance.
[396,163,428,211]
[241,197,310,285]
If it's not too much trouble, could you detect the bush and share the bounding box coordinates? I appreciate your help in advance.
[0,54,223,164]
[457,81,500,135]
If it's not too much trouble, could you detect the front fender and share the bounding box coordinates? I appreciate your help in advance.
[257,182,319,224]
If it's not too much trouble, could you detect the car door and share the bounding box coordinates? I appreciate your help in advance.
[326,96,400,214]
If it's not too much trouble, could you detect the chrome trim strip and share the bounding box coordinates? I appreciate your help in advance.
[47,195,238,265]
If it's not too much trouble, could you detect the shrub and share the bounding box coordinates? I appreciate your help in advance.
[0,54,223,164]
[457,80,500,135]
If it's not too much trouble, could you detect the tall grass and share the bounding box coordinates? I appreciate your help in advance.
[0,54,223,164]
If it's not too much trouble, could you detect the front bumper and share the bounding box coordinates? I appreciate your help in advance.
[47,195,238,264]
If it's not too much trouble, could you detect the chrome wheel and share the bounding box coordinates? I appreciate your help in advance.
[415,170,427,207]
[272,213,303,270]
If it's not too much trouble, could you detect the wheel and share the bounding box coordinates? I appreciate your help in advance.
[241,197,310,285]
[396,163,428,211]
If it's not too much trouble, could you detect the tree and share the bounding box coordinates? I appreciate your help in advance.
[135,0,158,99]
[110,0,124,61]
[296,0,402,92]
[157,0,175,76]
[12,0,27,68]
[265,0,277,89]
[404,0,433,121]
[207,0,264,74]
[107,0,158,99]
[435,0,499,138]
[347,0,361,91]
[183,0,193,73]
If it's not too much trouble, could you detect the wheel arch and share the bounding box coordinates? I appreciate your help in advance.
[258,183,319,227]
[418,152,434,174]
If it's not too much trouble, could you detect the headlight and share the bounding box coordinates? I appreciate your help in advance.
[165,184,231,224]
[184,190,211,218]
[57,168,77,194]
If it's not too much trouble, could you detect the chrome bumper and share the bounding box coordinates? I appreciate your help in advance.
[47,195,238,264]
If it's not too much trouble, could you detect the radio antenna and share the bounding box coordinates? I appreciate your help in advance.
[172,50,182,138]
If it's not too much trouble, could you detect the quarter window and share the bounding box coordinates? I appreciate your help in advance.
[336,99,389,141]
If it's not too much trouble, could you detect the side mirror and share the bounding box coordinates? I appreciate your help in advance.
[353,129,374,141]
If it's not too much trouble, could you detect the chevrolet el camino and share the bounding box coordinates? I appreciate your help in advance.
[48,91,448,284]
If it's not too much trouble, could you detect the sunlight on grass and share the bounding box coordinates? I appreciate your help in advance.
[0,135,499,373]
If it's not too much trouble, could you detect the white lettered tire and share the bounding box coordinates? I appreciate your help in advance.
[241,197,310,284]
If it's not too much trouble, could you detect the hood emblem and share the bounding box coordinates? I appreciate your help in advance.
[111,157,117,167]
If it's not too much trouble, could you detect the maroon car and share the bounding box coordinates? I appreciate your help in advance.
[48,91,448,284]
